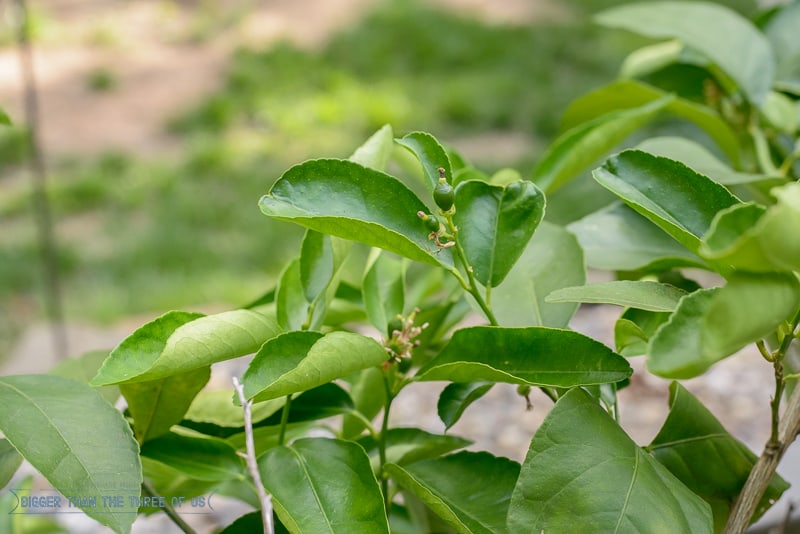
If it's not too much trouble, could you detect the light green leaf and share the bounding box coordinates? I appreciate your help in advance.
[561,80,739,164]
[276,258,309,331]
[363,250,405,334]
[453,180,545,287]
[533,96,673,193]
[437,381,493,431]
[702,273,800,360]
[259,438,389,533]
[761,91,798,134]
[358,428,471,471]
[49,349,120,405]
[300,230,334,303]
[140,432,244,482]
[700,183,800,272]
[0,439,22,489]
[342,367,386,439]
[596,1,775,106]
[388,451,520,534]
[593,150,740,253]
[649,382,788,530]
[120,366,210,443]
[349,124,394,171]
[243,331,388,402]
[547,281,686,312]
[765,1,800,90]
[91,309,281,385]
[0,107,9,125]
[492,221,585,328]
[568,203,706,272]
[259,159,453,267]
[395,131,453,195]
[508,388,712,533]
[615,308,671,357]
[184,389,284,427]
[0,375,142,534]
[415,326,631,387]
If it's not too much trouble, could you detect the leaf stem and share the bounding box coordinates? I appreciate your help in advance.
[141,480,196,534]
[278,394,292,446]
[378,372,394,512]
[232,377,274,534]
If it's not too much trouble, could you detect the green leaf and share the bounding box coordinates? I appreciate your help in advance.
[0,375,142,534]
[761,91,798,134]
[388,451,520,534]
[140,432,244,482]
[349,124,394,171]
[257,383,354,426]
[0,107,9,125]
[560,80,740,164]
[702,273,800,360]
[533,96,673,193]
[615,308,671,357]
[700,183,800,272]
[593,150,740,253]
[259,438,389,533]
[453,180,545,287]
[568,203,706,272]
[49,349,120,405]
[649,383,788,530]
[120,366,210,443]
[395,131,453,195]
[492,221,585,328]
[184,389,284,427]
[358,428,471,472]
[91,309,281,385]
[300,230,334,303]
[243,331,388,402]
[363,250,405,333]
[437,381,493,431]
[507,388,712,533]
[596,1,775,106]
[0,439,22,489]
[276,259,312,331]
[342,367,386,439]
[259,159,453,267]
[546,281,686,312]
[764,0,800,90]
[415,326,631,387]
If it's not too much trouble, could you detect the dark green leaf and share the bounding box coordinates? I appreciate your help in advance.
[91,309,281,385]
[649,383,788,530]
[437,381,493,430]
[184,389,284,427]
[358,428,471,470]
[453,180,545,287]
[259,159,453,267]
[258,383,354,426]
[593,150,740,253]
[120,366,210,443]
[395,131,453,195]
[546,281,686,312]
[415,326,631,387]
[508,388,712,533]
[140,432,244,482]
[387,451,520,534]
[259,438,389,533]
[243,331,388,402]
[596,2,774,105]
[0,375,142,534]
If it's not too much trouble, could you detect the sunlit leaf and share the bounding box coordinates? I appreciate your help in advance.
[547,281,686,312]
[350,124,394,171]
[395,131,453,195]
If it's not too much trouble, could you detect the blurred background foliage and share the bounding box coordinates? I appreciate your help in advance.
[0,0,757,357]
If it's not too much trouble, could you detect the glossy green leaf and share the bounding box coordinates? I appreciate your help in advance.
[649,382,788,530]
[49,349,120,405]
[358,428,471,470]
[415,326,631,387]
[388,451,520,534]
[700,183,800,272]
[259,438,389,533]
[593,150,740,253]
[120,366,210,443]
[91,309,281,385]
[349,124,394,171]
[0,439,22,489]
[0,375,142,534]
[702,273,800,359]
[363,250,405,333]
[437,381,493,430]
[533,96,673,193]
[568,203,706,272]
[453,180,545,287]
[596,1,774,106]
[547,281,686,312]
[492,221,585,328]
[259,159,453,267]
[140,432,244,482]
[395,131,453,195]
[243,331,388,402]
[561,80,740,164]
[508,388,712,533]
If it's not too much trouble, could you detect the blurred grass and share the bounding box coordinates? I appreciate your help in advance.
[0,0,756,356]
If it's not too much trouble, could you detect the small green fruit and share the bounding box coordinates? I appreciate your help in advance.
[387,318,404,337]
[433,168,454,212]
[397,356,413,373]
